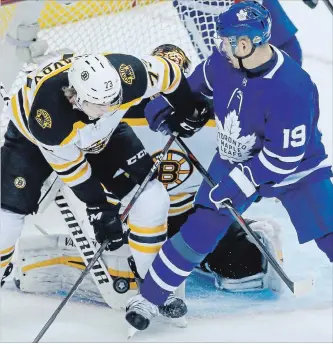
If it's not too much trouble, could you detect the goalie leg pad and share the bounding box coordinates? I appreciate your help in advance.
[0,208,24,281]
[127,179,170,278]
[15,234,136,304]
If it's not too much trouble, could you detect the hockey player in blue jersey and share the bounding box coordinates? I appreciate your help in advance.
[125,1,333,331]
[173,0,303,65]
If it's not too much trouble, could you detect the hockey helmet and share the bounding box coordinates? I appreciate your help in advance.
[215,0,272,52]
[68,54,123,110]
[151,44,191,74]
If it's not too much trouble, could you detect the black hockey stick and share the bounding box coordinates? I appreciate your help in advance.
[175,137,313,296]
[323,0,333,15]
[33,133,178,343]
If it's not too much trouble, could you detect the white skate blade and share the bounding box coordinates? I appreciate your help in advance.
[127,326,139,340]
[172,315,187,328]
[293,276,314,296]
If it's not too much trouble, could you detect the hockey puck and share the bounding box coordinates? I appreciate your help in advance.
[113,277,130,294]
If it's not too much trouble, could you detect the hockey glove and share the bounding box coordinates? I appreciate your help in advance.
[87,203,124,251]
[164,104,211,138]
[209,166,258,210]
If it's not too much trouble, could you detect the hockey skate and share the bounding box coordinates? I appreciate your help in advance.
[158,293,188,318]
[125,294,159,331]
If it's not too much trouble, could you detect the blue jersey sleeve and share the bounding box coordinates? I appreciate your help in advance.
[244,84,317,185]
[188,49,218,99]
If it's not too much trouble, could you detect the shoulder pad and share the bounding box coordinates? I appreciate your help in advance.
[104,53,148,103]
[29,74,88,146]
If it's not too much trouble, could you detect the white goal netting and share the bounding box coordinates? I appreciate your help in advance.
[0,0,235,140]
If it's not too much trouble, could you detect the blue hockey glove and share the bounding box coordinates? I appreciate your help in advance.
[87,203,124,251]
[209,166,258,209]
[145,96,173,134]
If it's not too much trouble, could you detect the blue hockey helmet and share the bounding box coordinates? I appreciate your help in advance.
[215,1,272,51]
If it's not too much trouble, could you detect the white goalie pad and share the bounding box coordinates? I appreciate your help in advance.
[15,234,137,306]
[214,218,284,294]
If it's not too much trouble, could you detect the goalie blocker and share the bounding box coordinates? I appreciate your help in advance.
[8,217,283,302]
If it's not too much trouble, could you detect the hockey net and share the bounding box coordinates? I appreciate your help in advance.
[0,0,235,140]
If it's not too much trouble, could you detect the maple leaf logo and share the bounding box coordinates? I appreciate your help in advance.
[216,110,256,163]
[236,9,248,21]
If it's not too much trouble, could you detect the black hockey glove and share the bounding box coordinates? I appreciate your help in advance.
[87,203,124,251]
[165,104,211,138]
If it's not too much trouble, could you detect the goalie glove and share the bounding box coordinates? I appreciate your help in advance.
[87,203,124,251]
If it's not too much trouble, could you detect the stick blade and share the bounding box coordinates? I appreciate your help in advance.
[127,326,139,340]
[293,276,314,296]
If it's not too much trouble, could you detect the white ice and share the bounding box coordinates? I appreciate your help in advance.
[0,1,332,342]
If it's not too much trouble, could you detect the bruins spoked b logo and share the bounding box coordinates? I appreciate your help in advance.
[35,109,52,129]
[152,149,193,191]
[81,71,89,81]
[119,64,135,85]
[14,177,26,189]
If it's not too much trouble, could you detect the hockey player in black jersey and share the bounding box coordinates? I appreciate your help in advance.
[0,51,210,318]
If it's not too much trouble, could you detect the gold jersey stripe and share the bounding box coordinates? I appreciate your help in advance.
[60,162,89,183]
[128,240,163,254]
[60,121,86,146]
[169,203,193,215]
[0,246,15,255]
[108,97,142,113]
[170,192,193,202]
[11,96,35,144]
[23,85,30,117]
[50,151,84,171]
[121,118,148,126]
[128,221,167,235]
[165,60,181,93]
[154,56,170,92]
[34,63,72,96]
[121,118,216,127]
[118,97,142,110]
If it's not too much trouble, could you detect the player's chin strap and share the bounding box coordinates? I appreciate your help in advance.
[232,45,256,71]
[174,136,314,297]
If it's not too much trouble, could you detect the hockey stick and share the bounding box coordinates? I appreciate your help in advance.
[54,188,126,309]
[33,133,177,343]
[175,137,313,297]
[323,0,333,15]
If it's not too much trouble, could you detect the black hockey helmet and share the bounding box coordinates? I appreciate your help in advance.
[151,44,191,74]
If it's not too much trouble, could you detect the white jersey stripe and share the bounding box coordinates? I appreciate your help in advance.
[263,146,305,163]
[259,151,297,175]
[149,266,176,292]
[159,248,191,277]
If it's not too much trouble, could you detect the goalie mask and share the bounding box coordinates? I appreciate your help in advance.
[68,54,123,118]
[151,44,191,74]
